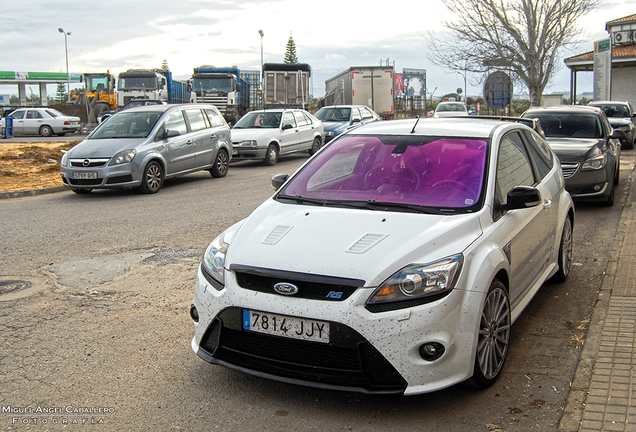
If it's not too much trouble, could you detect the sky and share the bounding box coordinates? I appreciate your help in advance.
[1,0,634,101]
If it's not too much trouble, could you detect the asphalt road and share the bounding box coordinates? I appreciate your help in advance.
[1,150,633,432]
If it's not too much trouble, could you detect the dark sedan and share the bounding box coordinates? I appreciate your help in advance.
[522,105,624,206]
[588,101,636,150]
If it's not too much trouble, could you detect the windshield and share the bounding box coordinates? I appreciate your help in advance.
[91,111,163,139]
[278,134,488,212]
[315,107,351,122]
[117,76,158,91]
[526,113,603,138]
[436,103,466,113]
[234,112,282,129]
[591,104,630,118]
[192,77,234,93]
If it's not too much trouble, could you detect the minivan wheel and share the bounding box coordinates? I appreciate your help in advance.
[464,279,510,389]
[210,149,229,178]
[264,144,279,166]
[140,161,164,194]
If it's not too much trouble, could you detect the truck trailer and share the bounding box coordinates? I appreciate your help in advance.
[116,69,190,106]
[262,63,311,110]
[191,66,250,124]
[324,66,394,119]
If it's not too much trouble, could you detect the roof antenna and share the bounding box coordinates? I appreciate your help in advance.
[410,116,421,134]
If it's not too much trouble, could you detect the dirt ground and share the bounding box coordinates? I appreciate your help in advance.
[0,141,78,192]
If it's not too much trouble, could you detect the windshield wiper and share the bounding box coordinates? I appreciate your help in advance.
[362,200,451,214]
[277,195,368,209]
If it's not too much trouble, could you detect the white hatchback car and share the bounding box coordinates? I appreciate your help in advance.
[231,108,324,165]
[191,117,574,395]
[434,102,469,118]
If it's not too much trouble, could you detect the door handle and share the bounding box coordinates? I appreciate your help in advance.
[210,134,216,139]
[543,199,552,209]
[186,140,194,145]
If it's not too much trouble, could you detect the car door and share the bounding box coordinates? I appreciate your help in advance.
[280,111,299,154]
[24,110,45,135]
[493,131,554,309]
[161,110,195,175]
[293,110,313,151]
[184,108,215,168]
[8,109,26,134]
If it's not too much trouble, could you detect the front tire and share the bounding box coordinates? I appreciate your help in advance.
[39,125,53,137]
[551,216,573,282]
[209,149,229,178]
[139,161,164,194]
[264,144,279,166]
[308,137,322,156]
[465,279,511,389]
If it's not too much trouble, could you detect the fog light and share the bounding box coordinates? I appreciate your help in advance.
[419,342,445,361]
[190,305,199,322]
[594,184,602,192]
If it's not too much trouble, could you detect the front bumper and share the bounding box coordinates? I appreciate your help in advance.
[231,146,267,161]
[561,162,614,201]
[60,162,140,190]
[191,265,484,395]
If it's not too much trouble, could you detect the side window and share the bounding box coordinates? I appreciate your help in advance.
[26,110,43,119]
[283,112,296,128]
[352,107,362,121]
[293,111,308,127]
[302,112,313,125]
[185,109,208,132]
[9,110,26,119]
[163,111,188,135]
[205,109,226,127]
[496,132,535,206]
[522,130,553,180]
[360,107,372,119]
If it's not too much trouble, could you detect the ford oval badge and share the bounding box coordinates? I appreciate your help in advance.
[273,282,299,296]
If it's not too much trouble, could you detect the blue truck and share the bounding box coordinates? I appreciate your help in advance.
[191,66,250,124]
[116,69,190,105]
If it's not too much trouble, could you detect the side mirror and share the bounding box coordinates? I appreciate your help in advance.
[271,173,290,190]
[166,129,181,138]
[282,123,294,130]
[352,118,361,123]
[610,129,626,139]
[505,186,541,210]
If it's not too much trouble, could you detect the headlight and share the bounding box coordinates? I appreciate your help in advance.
[325,131,334,137]
[582,148,607,170]
[367,254,463,306]
[108,149,136,166]
[201,233,229,289]
[60,151,68,167]
[238,140,257,147]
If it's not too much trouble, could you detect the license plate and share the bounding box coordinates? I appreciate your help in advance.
[72,172,97,179]
[243,310,330,343]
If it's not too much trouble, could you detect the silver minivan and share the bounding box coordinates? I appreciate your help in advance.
[61,104,232,194]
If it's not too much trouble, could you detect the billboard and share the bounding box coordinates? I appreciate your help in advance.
[395,72,426,97]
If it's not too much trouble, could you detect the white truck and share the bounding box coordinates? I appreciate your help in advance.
[116,69,190,106]
[324,66,395,119]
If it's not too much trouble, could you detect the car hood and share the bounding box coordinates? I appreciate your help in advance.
[225,199,483,287]
[68,138,147,158]
[322,121,351,132]
[544,137,602,161]
[231,128,280,142]
[607,118,632,128]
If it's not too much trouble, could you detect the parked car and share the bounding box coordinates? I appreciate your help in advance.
[231,108,324,165]
[587,101,636,149]
[522,105,623,205]
[190,117,575,395]
[434,102,469,117]
[97,99,166,123]
[314,105,381,143]
[60,104,231,194]
[0,108,80,136]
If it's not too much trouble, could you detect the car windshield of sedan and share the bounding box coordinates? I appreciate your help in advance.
[91,111,163,139]
[593,104,630,118]
[278,134,488,213]
[526,113,603,139]
[436,103,467,112]
[233,112,282,129]
[315,108,351,122]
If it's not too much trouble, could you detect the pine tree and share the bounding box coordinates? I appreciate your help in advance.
[283,35,299,64]
[161,58,169,70]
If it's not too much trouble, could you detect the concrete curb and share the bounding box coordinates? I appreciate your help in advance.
[0,185,67,200]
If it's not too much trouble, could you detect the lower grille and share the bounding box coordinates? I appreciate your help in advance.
[69,178,101,186]
[200,308,407,393]
[106,175,133,184]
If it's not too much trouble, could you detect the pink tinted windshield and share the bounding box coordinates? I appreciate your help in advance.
[283,135,488,209]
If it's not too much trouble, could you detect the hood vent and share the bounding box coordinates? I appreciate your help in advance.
[346,233,388,254]
[262,225,293,245]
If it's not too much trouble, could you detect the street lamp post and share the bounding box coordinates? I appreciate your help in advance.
[58,28,71,102]
[258,30,264,108]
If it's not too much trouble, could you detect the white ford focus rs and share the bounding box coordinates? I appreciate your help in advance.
[190,117,574,395]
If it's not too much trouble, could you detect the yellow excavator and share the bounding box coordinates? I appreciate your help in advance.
[72,72,117,124]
